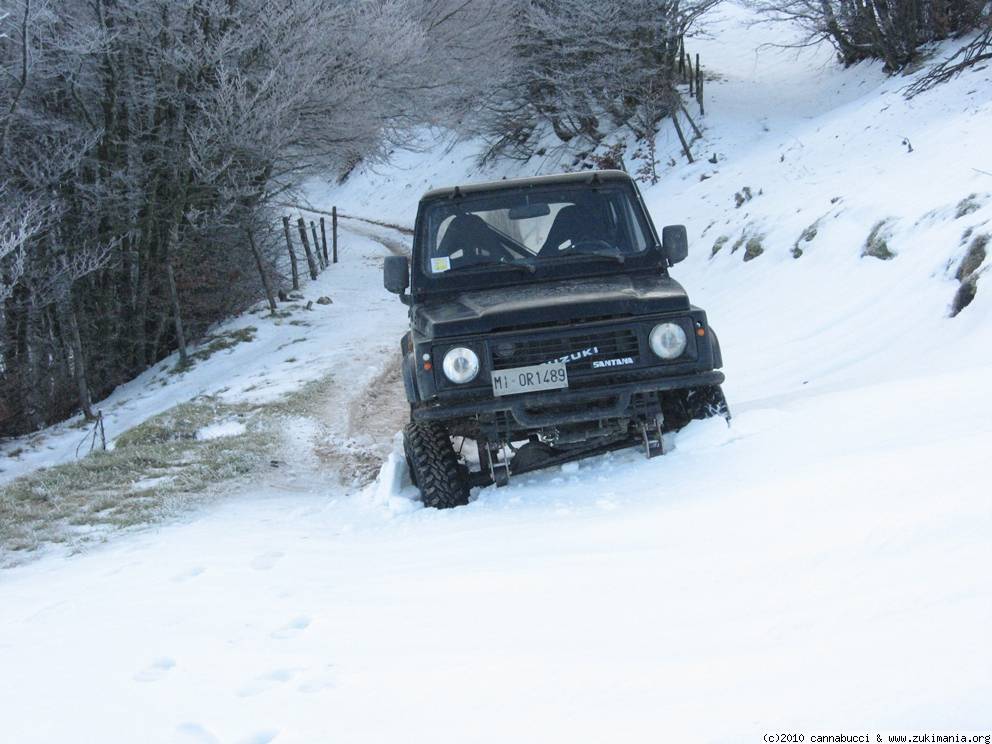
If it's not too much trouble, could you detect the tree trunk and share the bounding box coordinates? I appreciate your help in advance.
[150,308,170,362]
[59,295,95,420]
[165,234,189,367]
[20,288,44,430]
[0,0,30,156]
[820,0,863,64]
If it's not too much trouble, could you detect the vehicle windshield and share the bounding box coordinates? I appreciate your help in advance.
[420,184,653,277]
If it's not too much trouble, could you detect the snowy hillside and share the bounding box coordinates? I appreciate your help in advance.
[1,3,991,742]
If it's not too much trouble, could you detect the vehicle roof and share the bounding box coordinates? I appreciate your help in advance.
[419,169,633,203]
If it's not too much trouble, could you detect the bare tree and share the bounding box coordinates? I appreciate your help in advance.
[0,193,42,304]
[473,0,720,160]
[906,14,992,96]
[0,0,527,435]
[747,0,987,71]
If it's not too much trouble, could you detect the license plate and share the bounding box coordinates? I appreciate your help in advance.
[491,362,569,397]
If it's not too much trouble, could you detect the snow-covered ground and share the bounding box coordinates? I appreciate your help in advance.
[2,3,991,741]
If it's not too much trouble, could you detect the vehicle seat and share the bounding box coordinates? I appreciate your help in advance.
[539,204,611,257]
[438,214,502,267]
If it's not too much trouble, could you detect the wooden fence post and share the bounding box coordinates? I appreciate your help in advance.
[332,206,338,264]
[319,217,329,265]
[282,216,300,290]
[247,228,278,313]
[679,101,703,139]
[310,221,325,269]
[297,217,319,280]
[696,53,704,116]
[687,54,694,97]
[671,112,694,164]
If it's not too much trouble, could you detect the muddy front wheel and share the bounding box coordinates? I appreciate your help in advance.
[403,421,470,509]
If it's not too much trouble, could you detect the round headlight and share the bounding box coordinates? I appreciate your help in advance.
[442,347,480,384]
[649,323,687,360]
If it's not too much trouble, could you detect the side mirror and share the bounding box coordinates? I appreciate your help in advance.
[383,255,410,295]
[662,225,689,265]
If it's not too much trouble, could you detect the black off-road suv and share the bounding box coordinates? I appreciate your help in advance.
[384,170,729,508]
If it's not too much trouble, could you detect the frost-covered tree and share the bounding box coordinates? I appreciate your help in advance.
[0,0,515,435]
[748,0,987,71]
[474,0,720,160]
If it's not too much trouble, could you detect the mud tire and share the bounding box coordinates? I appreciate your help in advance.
[403,421,470,509]
[686,384,731,422]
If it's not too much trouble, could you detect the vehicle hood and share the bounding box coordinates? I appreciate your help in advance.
[412,273,691,338]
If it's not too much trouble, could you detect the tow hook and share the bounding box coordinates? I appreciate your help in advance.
[487,442,511,487]
[641,414,665,459]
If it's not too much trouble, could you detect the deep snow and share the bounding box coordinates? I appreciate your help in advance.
[2,3,991,741]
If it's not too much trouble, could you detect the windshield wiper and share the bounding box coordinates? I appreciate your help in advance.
[569,250,626,265]
[491,261,537,274]
[452,260,536,275]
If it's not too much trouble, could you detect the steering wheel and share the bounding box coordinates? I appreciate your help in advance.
[486,241,523,263]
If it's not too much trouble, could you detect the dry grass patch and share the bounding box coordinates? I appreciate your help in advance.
[0,397,269,565]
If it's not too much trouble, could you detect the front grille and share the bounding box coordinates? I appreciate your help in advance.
[490,327,640,372]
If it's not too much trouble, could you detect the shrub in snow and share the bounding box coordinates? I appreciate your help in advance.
[955,194,985,219]
[951,276,980,316]
[734,187,755,208]
[711,235,730,258]
[792,221,820,259]
[956,234,988,281]
[950,233,988,317]
[743,236,766,262]
[862,219,897,260]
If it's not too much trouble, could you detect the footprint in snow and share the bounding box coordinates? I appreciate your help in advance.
[235,731,279,744]
[172,565,206,582]
[297,665,337,694]
[270,616,310,640]
[176,723,220,744]
[237,668,297,698]
[251,551,284,571]
[133,657,175,682]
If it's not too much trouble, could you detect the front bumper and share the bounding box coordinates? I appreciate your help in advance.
[412,369,725,426]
